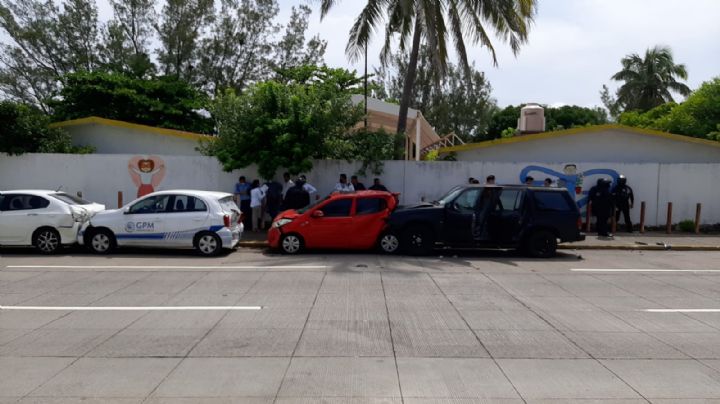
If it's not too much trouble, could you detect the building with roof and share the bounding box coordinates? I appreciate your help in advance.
[50,117,211,156]
[439,125,720,163]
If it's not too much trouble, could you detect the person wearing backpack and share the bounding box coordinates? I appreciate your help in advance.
[612,175,635,233]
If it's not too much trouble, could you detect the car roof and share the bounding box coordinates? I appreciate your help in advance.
[144,189,234,199]
[0,190,62,196]
[328,190,396,198]
[460,184,567,191]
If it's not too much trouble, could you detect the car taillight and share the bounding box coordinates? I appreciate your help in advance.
[223,215,231,228]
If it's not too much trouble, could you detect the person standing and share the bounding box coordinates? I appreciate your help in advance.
[282,172,295,198]
[299,175,319,200]
[612,175,635,232]
[369,178,388,191]
[264,179,283,220]
[249,180,265,232]
[485,175,496,185]
[525,176,534,185]
[589,178,614,237]
[544,178,553,187]
[351,175,366,190]
[335,174,355,193]
[282,179,311,210]
[234,176,252,229]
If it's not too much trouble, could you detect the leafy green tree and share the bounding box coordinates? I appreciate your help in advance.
[197,0,279,95]
[0,100,93,154]
[272,5,327,74]
[205,66,364,178]
[374,44,496,141]
[618,77,720,140]
[155,0,214,81]
[101,0,157,77]
[49,71,213,133]
[321,0,536,135]
[610,46,691,112]
[0,0,102,110]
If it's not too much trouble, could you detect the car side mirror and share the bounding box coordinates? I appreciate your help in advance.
[122,207,130,214]
[311,210,324,218]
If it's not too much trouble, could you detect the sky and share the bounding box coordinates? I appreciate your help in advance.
[95,0,720,108]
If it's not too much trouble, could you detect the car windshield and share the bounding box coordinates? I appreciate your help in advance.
[297,196,330,214]
[50,192,91,205]
[434,186,464,205]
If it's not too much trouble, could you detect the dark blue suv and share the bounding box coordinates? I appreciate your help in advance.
[379,185,585,257]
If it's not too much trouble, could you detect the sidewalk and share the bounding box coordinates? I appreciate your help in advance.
[238,230,720,251]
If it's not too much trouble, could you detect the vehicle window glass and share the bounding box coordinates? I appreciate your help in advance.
[128,195,171,214]
[50,193,90,205]
[319,199,352,217]
[219,196,238,213]
[0,194,49,211]
[169,195,208,212]
[497,189,523,212]
[533,191,573,212]
[436,186,463,205]
[356,198,386,215]
[453,189,481,213]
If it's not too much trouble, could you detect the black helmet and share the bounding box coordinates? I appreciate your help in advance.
[618,175,627,185]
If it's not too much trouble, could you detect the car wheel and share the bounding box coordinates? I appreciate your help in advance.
[33,228,61,254]
[525,230,558,258]
[402,225,434,256]
[89,229,115,254]
[195,232,222,256]
[280,233,304,255]
[378,232,400,254]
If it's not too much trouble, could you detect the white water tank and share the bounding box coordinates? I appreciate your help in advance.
[517,104,545,134]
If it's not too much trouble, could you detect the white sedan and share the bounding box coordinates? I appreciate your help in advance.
[79,190,243,256]
[0,190,105,254]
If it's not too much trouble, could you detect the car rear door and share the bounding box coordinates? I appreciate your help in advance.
[487,188,525,243]
[349,196,389,249]
[303,197,353,249]
[162,194,210,247]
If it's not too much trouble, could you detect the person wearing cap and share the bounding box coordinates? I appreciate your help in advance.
[612,175,635,232]
[589,178,614,237]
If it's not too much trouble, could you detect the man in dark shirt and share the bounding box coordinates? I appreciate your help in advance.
[368,178,388,191]
[351,175,366,190]
[282,179,311,210]
[589,178,614,237]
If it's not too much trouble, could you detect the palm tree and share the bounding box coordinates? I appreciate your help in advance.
[611,46,691,112]
[320,0,536,136]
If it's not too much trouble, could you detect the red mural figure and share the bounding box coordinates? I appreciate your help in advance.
[128,156,166,198]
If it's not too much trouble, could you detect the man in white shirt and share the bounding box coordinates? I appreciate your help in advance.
[299,175,319,200]
[250,180,266,231]
[334,173,355,193]
[282,172,294,198]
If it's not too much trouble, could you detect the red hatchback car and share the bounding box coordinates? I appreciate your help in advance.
[268,190,398,254]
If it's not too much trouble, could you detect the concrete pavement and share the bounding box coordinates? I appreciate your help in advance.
[2,249,720,402]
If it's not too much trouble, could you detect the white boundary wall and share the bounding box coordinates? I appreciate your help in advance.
[1,154,718,225]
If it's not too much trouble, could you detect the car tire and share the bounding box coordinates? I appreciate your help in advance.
[378,232,400,254]
[33,227,61,254]
[280,233,304,255]
[402,225,434,256]
[525,230,558,258]
[89,228,116,254]
[195,232,222,256]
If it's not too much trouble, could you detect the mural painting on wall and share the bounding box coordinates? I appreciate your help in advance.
[128,156,166,198]
[519,164,619,210]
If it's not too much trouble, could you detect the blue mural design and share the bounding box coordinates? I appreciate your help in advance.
[519,164,620,209]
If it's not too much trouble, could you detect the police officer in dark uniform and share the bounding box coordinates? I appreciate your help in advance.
[612,175,635,232]
[589,178,613,237]
[282,178,310,210]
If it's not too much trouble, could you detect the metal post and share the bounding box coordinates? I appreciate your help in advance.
[415,111,421,161]
[695,203,702,234]
[117,191,123,209]
[639,201,646,233]
[585,202,592,233]
[666,202,673,234]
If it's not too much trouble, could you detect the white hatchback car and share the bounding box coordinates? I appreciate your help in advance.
[79,190,243,256]
[0,190,105,254]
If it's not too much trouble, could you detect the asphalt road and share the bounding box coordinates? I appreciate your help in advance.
[2,248,720,403]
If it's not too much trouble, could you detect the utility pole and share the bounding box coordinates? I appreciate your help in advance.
[364,42,368,128]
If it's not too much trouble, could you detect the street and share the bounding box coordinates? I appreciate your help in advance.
[2,248,720,403]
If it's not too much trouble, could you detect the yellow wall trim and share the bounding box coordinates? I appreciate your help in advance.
[50,116,213,142]
[439,124,720,153]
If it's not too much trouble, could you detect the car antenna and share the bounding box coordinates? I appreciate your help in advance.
[55,185,63,192]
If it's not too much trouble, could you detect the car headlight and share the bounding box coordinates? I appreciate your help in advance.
[273,218,293,228]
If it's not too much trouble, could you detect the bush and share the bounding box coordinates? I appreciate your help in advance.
[678,220,696,233]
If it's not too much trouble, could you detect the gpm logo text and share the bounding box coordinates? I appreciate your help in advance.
[125,221,155,232]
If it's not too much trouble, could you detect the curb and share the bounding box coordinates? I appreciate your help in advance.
[239,240,720,252]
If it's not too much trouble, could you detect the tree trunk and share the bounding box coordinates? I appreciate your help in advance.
[396,17,422,136]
